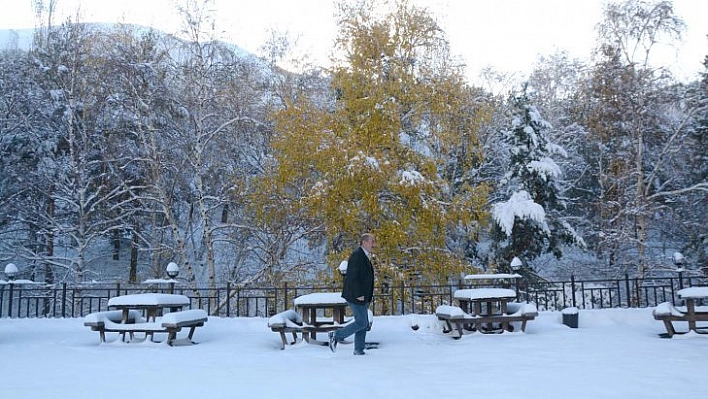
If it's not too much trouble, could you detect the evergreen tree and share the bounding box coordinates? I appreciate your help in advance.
[490,88,583,276]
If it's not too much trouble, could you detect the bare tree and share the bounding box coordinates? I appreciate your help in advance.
[581,0,705,276]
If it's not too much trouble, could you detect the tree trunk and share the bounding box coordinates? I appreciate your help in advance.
[635,126,647,277]
[112,229,121,261]
[129,223,139,284]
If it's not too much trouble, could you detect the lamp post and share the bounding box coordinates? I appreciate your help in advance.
[510,257,523,298]
[673,252,685,290]
[166,262,179,294]
[5,263,18,318]
[510,257,523,272]
[337,260,348,276]
[4,263,18,280]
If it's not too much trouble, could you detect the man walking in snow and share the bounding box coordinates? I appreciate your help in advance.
[329,233,375,355]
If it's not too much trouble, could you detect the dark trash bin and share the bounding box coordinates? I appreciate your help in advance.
[562,307,579,328]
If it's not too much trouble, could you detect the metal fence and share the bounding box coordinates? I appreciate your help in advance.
[1,274,707,319]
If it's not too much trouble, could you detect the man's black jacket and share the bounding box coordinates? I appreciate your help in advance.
[341,247,374,304]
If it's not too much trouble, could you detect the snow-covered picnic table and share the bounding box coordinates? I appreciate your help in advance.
[455,288,520,331]
[293,292,349,344]
[268,293,373,349]
[653,287,708,337]
[84,293,207,345]
[435,288,537,337]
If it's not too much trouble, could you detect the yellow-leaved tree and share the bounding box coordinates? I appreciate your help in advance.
[264,0,490,285]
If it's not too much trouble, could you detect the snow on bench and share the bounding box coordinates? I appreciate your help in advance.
[160,309,208,346]
[84,310,144,325]
[435,305,469,318]
[268,309,304,349]
[161,309,208,328]
[506,302,539,317]
[268,309,303,329]
[504,302,539,332]
[652,302,685,318]
[84,310,145,342]
[435,305,475,339]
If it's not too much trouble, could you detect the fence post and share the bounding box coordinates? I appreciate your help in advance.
[400,280,405,315]
[226,282,231,317]
[236,285,241,317]
[449,282,454,307]
[624,274,631,307]
[284,282,289,314]
[570,275,577,308]
[8,283,14,318]
[61,283,67,317]
[678,270,684,290]
[669,277,676,305]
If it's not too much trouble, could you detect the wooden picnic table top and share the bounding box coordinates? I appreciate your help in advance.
[462,273,522,281]
[293,292,347,307]
[107,293,190,308]
[677,287,708,299]
[454,288,517,301]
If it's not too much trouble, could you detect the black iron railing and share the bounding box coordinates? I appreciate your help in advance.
[1,274,706,318]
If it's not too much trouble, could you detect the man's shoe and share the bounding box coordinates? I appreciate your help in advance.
[353,350,366,355]
[328,331,337,353]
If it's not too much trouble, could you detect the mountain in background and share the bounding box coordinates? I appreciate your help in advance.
[0,24,257,61]
[0,28,34,50]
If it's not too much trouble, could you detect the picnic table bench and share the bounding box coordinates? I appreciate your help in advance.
[160,309,209,345]
[435,305,475,339]
[268,309,304,350]
[84,310,144,342]
[490,301,538,332]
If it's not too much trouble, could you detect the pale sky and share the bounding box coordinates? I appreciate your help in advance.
[1,0,706,84]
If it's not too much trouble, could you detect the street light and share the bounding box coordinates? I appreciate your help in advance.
[510,257,524,299]
[337,260,348,276]
[673,252,685,290]
[166,262,180,279]
[4,263,19,318]
[4,263,18,281]
[510,257,523,272]
[166,262,179,294]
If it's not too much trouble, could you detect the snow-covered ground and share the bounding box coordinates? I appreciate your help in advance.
[2,308,706,399]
